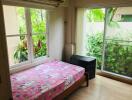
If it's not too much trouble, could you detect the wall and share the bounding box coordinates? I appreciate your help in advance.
[115,7,132,15]
[74,0,132,8]
[48,7,65,60]
[0,2,12,99]
[63,0,76,61]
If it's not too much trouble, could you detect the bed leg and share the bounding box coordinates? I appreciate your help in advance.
[85,73,89,87]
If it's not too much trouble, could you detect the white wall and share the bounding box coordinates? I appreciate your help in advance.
[48,7,65,60]
[63,0,76,61]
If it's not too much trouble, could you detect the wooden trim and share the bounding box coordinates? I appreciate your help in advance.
[53,75,87,100]
[2,0,55,9]
[74,0,132,8]
[97,72,132,85]
[0,2,12,99]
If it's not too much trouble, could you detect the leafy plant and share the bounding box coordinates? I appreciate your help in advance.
[14,38,28,63]
[86,32,103,69]
[86,32,132,77]
[104,40,132,77]
[32,34,47,58]
[86,9,105,22]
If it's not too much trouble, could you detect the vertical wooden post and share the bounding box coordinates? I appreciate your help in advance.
[0,3,12,99]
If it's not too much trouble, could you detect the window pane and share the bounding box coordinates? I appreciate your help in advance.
[30,8,46,34]
[7,36,28,66]
[16,7,27,35]
[3,5,27,35]
[31,8,47,58]
[104,40,132,77]
[32,34,47,58]
[84,8,105,69]
[104,7,132,78]
[105,7,132,41]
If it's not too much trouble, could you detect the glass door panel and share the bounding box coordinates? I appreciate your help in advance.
[84,8,105,69]
[103,7,132,78]
[104,40,132,77]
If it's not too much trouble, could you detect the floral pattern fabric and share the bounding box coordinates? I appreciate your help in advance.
[11,60,85,100]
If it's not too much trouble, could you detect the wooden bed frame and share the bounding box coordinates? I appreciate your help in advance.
[10,74,88,100]
[54,74,88,100]
[9,75,87,100]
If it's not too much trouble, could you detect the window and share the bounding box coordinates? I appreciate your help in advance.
[30,8,47,58]
[84,8,105,69]
[103,7,132,78]
[3,5,47,68]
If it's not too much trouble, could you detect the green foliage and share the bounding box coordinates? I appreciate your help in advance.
[86,32,132,77]
[104,41,132,77]
[86,8,120,28]
[17,7,26,34]
[30,9,46,34]
[86,32,103,69]
[106,8,120,28]
[86,9,105,22]
[14,38,28,63]
[32,34,47,58]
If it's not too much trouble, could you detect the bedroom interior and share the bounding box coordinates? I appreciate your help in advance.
[0,0,132,100]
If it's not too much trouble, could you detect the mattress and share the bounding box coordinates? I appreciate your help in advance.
[11,60,85,100]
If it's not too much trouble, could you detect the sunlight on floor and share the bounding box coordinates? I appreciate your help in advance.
[67,75,132,100]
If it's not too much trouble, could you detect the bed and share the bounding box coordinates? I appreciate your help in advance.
[11,60,87,100]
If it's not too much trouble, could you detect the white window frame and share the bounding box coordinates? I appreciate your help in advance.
[4,6,49,73]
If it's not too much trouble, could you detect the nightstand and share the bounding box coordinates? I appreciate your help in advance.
[70,55,96,81]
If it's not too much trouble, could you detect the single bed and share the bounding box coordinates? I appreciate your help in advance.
[11,60,86,100]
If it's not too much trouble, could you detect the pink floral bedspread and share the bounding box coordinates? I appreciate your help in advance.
[11,60,85,100]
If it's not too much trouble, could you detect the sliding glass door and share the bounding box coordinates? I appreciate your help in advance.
[84,8,105,70]
[103,7,132,78]
[77,7,132,79]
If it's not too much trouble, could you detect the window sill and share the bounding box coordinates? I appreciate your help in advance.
[96,70,132,85]
[10,56,49,74]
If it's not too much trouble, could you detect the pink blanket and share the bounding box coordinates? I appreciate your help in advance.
[11,60,85,100]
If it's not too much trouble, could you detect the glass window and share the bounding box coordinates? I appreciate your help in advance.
[3,6,28,66]
[84,8,105,69]
[77,7,132,78]
[3,5,47,68]
[30,8,47,58]
[6,36,28,66]
[103,7,132,78]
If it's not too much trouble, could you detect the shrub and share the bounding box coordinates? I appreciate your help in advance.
[86,32,103,69]
[86,32,132,77]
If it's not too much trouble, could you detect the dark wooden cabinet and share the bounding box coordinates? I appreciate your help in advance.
[70,55,96,80]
